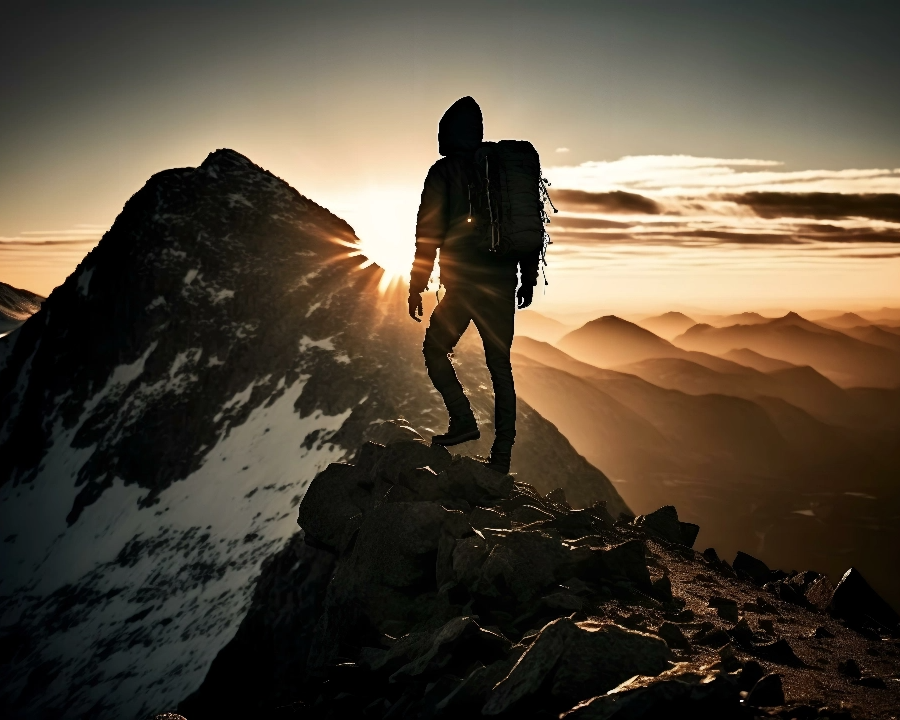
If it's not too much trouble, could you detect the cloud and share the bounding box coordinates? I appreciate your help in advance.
[546,155,900,196]
[555,147,570,153]
[541,155,900,258]
[553,190,661,214]
[725,192,900,223]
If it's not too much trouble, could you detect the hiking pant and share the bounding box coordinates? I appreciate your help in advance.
[422,279,517,451]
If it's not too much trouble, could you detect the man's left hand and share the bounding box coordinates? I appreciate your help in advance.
[408,290,423,322]
[517,284,534,309]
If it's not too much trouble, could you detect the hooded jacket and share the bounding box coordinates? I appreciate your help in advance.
[410,97,541,294]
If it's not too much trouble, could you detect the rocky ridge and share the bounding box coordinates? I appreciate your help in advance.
[179,421,900,719]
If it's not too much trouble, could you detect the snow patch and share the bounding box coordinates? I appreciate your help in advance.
[299,335,335,352]
[77,267,94,296]
[211,289,235,304]
[0,377,353,719]
[147,296,166,310]
[82,342,159,416]
[183,269,199,285]
[226,193,254,209]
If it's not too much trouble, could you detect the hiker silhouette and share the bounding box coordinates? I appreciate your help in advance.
[408,96,541,474]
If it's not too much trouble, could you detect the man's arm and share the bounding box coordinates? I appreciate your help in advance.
[517,249,541,309]
[409,164,447,296]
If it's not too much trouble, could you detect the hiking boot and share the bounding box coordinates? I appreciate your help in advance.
[432,414,480,447]
[482,450,511,474]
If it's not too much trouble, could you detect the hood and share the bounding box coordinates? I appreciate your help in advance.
[438,96,483,156]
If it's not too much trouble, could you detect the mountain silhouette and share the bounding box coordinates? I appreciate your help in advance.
[513,309,571,343]
[0,150,626,720]
[675,312,900,387]
[558,315,681,366]
[636,311,696,339]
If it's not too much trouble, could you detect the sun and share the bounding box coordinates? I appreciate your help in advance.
[338,186,419,293]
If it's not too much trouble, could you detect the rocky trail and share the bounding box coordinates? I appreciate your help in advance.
[176,421,900,720]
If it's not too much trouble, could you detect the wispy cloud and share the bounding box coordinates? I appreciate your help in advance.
[544,155,900,254]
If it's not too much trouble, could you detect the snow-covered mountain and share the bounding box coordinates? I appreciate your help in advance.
[0,282,44,335]
[0,150,626,719]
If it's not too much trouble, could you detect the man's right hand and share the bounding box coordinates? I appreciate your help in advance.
[408,290,423,322]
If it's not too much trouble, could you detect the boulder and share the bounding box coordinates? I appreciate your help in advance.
[482,618,673,715]
[297,462,369,552]
[830,567,900,635]
[560,663,740,719]
[633,506,682,544]
[733,551,772,585]
[745,673,785,707]
[656,622,690,650]
[474,530,570,602]
[441,455,515,504]
[469,506,511,531]
[805,575,835,611]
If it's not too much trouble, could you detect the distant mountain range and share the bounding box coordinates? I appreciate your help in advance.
[0,282,43,334]
[675,311,900,387]
[511,333,900,614]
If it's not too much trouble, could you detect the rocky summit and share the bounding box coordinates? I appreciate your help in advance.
[179,423,900,720]
[0,150,625,719]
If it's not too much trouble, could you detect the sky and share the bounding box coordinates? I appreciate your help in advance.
[2,0,899,314]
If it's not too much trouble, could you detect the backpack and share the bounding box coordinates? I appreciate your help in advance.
[467,140,556,261]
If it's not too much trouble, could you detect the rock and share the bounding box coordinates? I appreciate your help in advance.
[153,715,187,720]
[692,626,732,648]
[837,658,861,678]
[633,505,683,545]
[733,551,772,586]
[545,487,572,510]
[657,622,690,650]
[805,575,835,611]
[297,463,369,552]
[386,616,511,681]
[813,626,834,639]
[709,596,739,623]
[560,663,741,719]
[679,522,700,548]
[511,505,555,526]
[482,618,673,715]
[745,673,785,707]
[830,567,900,635]
[737,660,765,691]
[753,638,802,666]
[441,455,516,505]
[595,539,652,590]
[364,419,428,446]
[727,618,754,648]
[764,579,809,607]
[474,530,570,602]
[366,440,453,483]
[650,574,673,602]
[469,506,511,531]
[853,676,887,688]
[549,509,605,538]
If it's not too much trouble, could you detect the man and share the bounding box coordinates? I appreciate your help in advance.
[408,96,540,474]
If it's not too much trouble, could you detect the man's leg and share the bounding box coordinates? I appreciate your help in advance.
[471,281,517,458]
[423,287,479,443]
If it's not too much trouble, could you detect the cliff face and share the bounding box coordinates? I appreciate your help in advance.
[0,150,626,719]
[181,424,900,720]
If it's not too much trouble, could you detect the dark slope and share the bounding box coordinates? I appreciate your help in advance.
[0,150,625,720]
